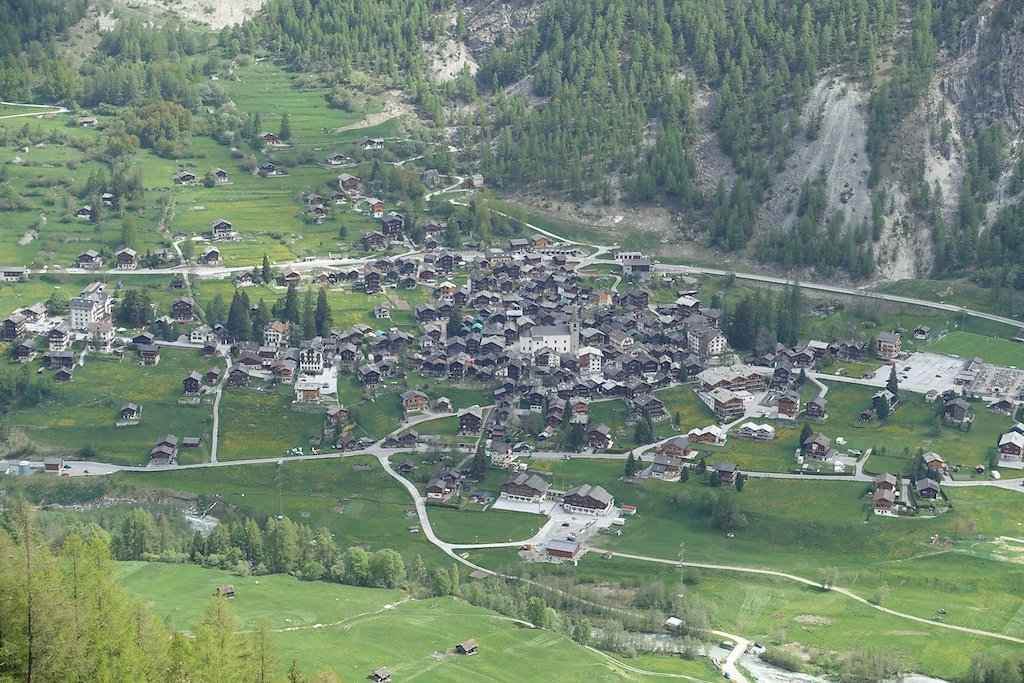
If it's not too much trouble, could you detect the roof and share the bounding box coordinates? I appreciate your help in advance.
[712,461,737,473]
[502,473,550,493]
[916,478,941,493]
[545,539,581,553]
[876,331,901,343]
[564,483,613,505]
[875,473,898,486]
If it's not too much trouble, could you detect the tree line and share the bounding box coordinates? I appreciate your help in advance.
[0,500,344,683]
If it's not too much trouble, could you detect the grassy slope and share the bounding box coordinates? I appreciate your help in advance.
[118,562,712,682]
[5,347,216,465]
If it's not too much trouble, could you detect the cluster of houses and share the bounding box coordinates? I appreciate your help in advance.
[872,454,942,518]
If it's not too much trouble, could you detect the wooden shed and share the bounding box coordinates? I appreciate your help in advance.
[368,667,391,682]
[215,585,235,599]
[455,639,479,655]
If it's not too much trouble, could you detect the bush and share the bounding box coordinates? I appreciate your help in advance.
[760,646,804,673]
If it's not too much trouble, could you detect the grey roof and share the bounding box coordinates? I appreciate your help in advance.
[564,483,613,505]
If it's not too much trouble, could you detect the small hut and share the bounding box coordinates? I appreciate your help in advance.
[215,585,235,599]
[455,639,479,655]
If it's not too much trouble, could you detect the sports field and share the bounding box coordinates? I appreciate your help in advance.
[927,331,1024,366]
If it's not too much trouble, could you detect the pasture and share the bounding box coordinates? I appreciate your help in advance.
[217,385,324,461]
[427,506,543,545]
[117,562,704,682]
[4,347,216,465]
[116,458,445,563]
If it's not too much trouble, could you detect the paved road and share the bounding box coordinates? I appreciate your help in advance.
[608,551,1024,646]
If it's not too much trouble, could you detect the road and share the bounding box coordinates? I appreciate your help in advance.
[0,101,68,120]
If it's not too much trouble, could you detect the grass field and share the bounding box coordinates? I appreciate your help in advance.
[5,347,216,465]
[819,381,1011,474]
[427,506,543,545]
[118,561,707,682]
[217,386,324,461]
[927,331,1024,366]
[116,458,447,564]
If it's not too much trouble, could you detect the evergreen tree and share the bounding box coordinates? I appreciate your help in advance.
[261,254,272,283]
[278,112,291,141]
[314,288,332,337]
[280,284,300,324]
[120,218,137,249]
[470,442,487,480]
[625,452,638,477]
[799,422,813,446]
[253,299,271,341]
[301,288,316,340]
[227,290,253,340]
[886,366,899,398]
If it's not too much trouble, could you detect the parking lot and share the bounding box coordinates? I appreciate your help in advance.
[891,353,967,394]
[491,496,621,553]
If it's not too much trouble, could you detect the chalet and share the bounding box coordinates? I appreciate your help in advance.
[401,389,429,412]
[454,640,479,656]
[182,371,202,396]
[660,436,691,458]
[205,368,222,385]
[115,248,137,269]
[259,162,280,177]
[874,473,898,491]
[150,435,179,465]
[458,406,483,434]
[43,351,75,370]
[463,174,485,190]
[325,153,348,167]
[361,230,386,250]
[735,422,775,440]
[171,297,195,322]
[2,312,26,341]
[357,137,385,150]
[200,246,222,265]
[806,395,828,420]
[357,364,382,387]
[942,398,972,424]
[914,325,932,340]
[138,344,161,366]
[711,461,738,485]
[367,198,385,218]
[280,266,301,284]
[12,340,34,360]
[802,433,834,461]
[76,250,101,268]
[294,377,322,403]
[999,432,1024,461]
[260,131,281,145]
[338,173,361,191]
[589,424,612,450]
[0,267,27,282]
[380,212,405,237]
[922,451,946,471]
[562,484,614,515]
[213,167,229,183]
[832,340,866,361]
[74,205,95,221]
[916,478,941,500]
[875,331,902,359]
[632,394,668,421]
[211,219,234,240]
[102,192,115,206]
[369,667,392,683]
[650,453,684,480]
[54,367,74,382]
[688,425,726,445]
[133,332,155,346]
[706,387,745,420]
[776,390,800,418]
[531,234,552,249]
[499,473,550,503]
[174,170,197,185]
[509,238,531,253]
[988,398,1015,416]
[873,488,896,513]
[78,116,98,128]
[228,365,251,387]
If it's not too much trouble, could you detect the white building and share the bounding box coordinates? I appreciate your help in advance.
[518,323,578,355]
[298,342,325,374]
[69,291,111,331]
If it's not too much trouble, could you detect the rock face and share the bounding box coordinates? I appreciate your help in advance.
[941,0,1024,134]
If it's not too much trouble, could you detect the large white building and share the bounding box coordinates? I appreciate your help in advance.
[69,288,112,331]
[517,322,579,355]
[577,346,603,376]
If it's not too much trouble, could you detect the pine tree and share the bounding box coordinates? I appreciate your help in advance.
[282,284,300,324]
[314,288,332,337]
[261,254,272,283]
[886,365,899,398]
[625,452,637,477]
[302,288,316,339]
[279,112,291,141]
[227,290,253,341]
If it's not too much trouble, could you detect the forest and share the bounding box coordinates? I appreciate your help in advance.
[0,0,1021,283]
